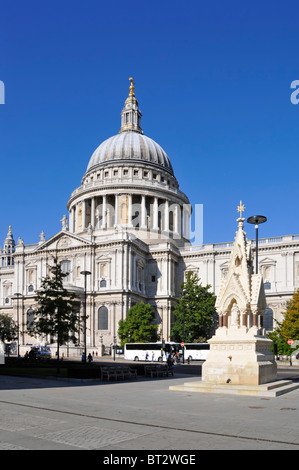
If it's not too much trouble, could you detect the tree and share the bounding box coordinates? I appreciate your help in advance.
[266,290,299,357]
[118,302,159,347]
[31,258,80,363]
[279,289,299,346]
[171,271,216,343]
[267,326,291,356]
[0,314,18,354]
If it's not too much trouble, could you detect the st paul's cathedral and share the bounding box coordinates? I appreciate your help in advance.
[1,79,298,355]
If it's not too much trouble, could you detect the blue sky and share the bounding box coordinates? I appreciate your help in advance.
[0,0,299,246]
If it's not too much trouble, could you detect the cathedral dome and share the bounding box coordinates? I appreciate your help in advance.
[85,77,174,176]
[67,78,190,244]
[86,131,174,176]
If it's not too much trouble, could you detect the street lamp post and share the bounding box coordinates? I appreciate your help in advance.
[113,335,117,361]
[80,270,91,363]
[247,215,267,274]
[13,293,22,358]
[182,289,187,364]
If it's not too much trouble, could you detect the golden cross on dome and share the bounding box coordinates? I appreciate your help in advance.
[237,200,245,218]
[129,77,135,96]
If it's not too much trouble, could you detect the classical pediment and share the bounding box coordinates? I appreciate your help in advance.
[34,230,93,252]
[259,257,276,266]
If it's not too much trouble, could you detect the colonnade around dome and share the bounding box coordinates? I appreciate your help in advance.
[68,192,191,242]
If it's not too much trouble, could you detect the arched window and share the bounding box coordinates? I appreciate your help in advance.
[263,308,274,331]
[27,309,34,332]
[98,306,108,330]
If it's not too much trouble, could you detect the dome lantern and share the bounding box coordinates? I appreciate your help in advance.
[119,77,143,135]
[85,77,174,176]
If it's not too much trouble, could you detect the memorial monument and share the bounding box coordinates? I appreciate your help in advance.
[201,202,277,386]
[170,203,299,396]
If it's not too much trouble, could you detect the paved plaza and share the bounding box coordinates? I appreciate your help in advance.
[0,364,299,452]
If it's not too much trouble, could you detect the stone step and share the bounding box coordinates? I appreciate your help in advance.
[169,380,299,397]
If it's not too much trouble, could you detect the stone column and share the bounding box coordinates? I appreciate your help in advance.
[115,194,119,226]
[69,207,74,233]
[181,205,184,237]
[102,195,107,229]
[141,195,147,229]
[175,204,181,237]
[153,197,159,230]
[82,200,86,230]
[183,204,190,240]
[164,199,169,233]
[74,204,78,233]
[91,198,95,229]
[128,194,133,227]
[242,310,247,327]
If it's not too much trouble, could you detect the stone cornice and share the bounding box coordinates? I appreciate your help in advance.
[67,180,189,209]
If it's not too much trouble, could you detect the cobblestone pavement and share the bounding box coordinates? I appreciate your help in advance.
[0,365,299,451]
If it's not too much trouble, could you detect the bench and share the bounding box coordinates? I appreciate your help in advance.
[101,366,137,381]
[116,366,138,380]
[144,364,173,378]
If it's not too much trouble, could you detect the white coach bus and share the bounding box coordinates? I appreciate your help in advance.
[124,342,180,362]
[184,343,210,361]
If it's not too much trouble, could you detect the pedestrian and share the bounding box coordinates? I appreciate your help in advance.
[167,354,174,376]
[145,352,149,361]
[151,352,155,362]
[88,353,93,364]
[81,352,86,362]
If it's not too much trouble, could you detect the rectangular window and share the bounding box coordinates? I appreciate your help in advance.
[61,260,71,282]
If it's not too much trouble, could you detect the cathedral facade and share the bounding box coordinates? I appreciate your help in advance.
[1,79,299,355]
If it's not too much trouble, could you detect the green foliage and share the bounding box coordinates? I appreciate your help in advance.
[171,271,216,342]
[0,313,18,344]
[280,289,299,344]
[118,302,159,347]
[266,290,299,356]
[31,259,80,354]
[267,328,291,356]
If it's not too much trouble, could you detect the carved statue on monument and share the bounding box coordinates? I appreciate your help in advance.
[231,302,240,327]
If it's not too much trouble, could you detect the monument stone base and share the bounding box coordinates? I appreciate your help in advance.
[169,380,299,397]
[201,332,277,386]
[169,331,299,397]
